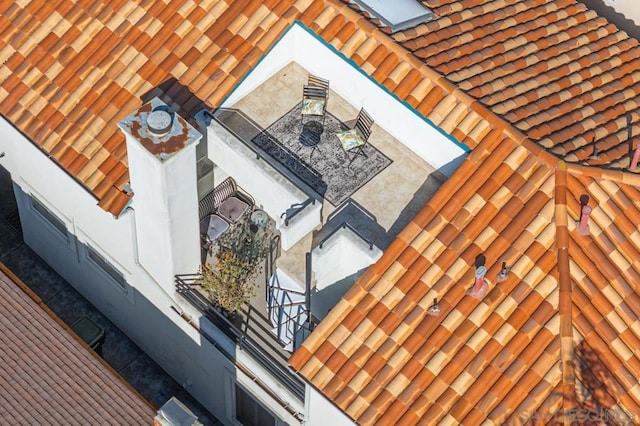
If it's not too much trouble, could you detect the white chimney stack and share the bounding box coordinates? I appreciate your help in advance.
[118,98,202,293]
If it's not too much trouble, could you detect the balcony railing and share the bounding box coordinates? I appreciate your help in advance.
[175,274,305,401]
[207,108,322,202]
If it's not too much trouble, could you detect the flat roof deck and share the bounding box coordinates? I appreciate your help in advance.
[230,62,445,283]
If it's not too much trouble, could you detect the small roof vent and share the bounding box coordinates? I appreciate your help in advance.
[147,109,173,136]
[351,0,435,32]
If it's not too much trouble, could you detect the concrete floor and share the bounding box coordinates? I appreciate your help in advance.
[0,167,221,426]
[232,62,445,284]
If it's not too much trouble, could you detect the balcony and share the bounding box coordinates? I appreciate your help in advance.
[179,59,445,397]
[209,61,444,285]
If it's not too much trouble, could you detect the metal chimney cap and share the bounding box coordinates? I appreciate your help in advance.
[147,110,173,136]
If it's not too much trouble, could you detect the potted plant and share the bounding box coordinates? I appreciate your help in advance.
[197,248,257,315]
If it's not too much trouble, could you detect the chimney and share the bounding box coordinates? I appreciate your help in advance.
[118,98,202,292]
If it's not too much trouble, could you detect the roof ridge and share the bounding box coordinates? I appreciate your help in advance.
[332,0,561,169]
[566,161,640,185]
[555,161,577,420]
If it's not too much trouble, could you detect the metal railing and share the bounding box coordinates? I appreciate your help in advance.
[317,221,374,250]
[208,108,322,202]
[326,198,376,223]
[265,235,281,300]
[267,274,309,345]
[281,197,316,226]
[315,199,378,251]
[175,274,305,400]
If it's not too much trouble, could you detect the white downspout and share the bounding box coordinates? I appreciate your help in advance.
[125,205,185,314]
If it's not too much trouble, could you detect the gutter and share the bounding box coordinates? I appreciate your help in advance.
[124,205,185,313]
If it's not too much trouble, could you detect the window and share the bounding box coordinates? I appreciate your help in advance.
[31,197,67,237]
[235,385,276,426]
[86,245,128,292]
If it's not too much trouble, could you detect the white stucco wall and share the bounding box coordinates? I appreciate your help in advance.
[222,23,466,176]
[209,119,322,250]
[306,387,356,426]
[312,228,382,291]
[595,0,640,24]
[0,116,303,425]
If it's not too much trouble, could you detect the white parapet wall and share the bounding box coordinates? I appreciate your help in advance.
[208,119,321,250]
[221,22,467,176]
[0,116,304,425]
[306,387,356,426]
[312,227,382,291]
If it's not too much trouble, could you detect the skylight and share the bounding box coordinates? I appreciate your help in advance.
[352,0,435,32]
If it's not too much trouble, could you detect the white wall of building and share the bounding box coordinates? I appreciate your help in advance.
[209,119,322,250]
[306,387,356,426]
[312,228,382,291]
[585,0,640,25]
[0,116,303,425]
[222,23,466,176]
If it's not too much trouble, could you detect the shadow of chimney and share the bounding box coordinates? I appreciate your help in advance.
[141,78,207,125]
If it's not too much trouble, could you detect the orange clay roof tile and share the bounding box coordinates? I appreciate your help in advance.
[5,0,640,422]
[292,105,640,424]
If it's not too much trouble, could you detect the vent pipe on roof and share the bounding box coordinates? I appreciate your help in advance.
[496,261,510,283]
[627,113,636,168]
[576,195,592,236]
[588,133,599,161]
[427,298,440,316]
[468,254,488,299]
[628,113,640,171]
[630,144,640,171]
[147,109,173,136]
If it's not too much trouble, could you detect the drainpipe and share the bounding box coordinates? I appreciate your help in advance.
[124,205,184,314]
[305,252,313,330]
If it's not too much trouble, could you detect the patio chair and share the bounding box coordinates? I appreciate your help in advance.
[336,108,374,165]
[199,177,255,221]
[199,214,229,255]
[301,74,329,126]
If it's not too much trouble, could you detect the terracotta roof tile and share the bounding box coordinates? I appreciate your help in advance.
[293,113,640,424]
[0,264,153,424]
[6,0,640,422]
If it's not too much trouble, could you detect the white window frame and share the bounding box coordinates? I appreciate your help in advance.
[83,243,130,295]
[224,372,287,426]
[30,195,69,242]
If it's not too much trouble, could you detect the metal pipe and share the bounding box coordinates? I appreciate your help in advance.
[124,206,184,314]
[305,252,312,326]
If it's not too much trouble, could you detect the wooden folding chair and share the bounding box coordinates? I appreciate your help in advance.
[301,74,329,125]
[336,108,374,165]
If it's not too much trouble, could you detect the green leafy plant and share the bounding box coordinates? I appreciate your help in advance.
[197,249,257,314]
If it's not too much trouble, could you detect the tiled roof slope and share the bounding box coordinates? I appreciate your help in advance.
[393,0,640,168]
[290,130,640,424]
[0,0,500,215]
[0,264,154,424]
[2,1,636,216]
